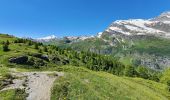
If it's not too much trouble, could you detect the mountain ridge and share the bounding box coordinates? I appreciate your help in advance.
[37,11,170,43]
[41,11,170,70]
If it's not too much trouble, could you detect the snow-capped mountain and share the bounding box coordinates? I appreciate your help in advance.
[153,11,170,22]
[97,32,103,38]
[47,11,170,70]
[38,11,170,70]
[104,11,170,38]
[65,35,94,40]
[36,34,95,43]
[36,35,57,42]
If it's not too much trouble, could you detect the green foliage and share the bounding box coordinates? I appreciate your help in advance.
[0,33,162,82]
[0,33,158,81]
[51,81,70,99]
[136,66,149,79]
[130,37,170,56]
[0,33,169,99]
[2,40,10,52]
[6,40,10,45]
[2,43,9,52]
[34,44,39,49]
[51,67,170,100]
[28,41,33,46]
[27,57,46,69]
[124,65,136,77]
[167,80,170,86]
[160,69,170,84]
[0,89,27,100]
[38,49,42,53]
[43,46,48,52]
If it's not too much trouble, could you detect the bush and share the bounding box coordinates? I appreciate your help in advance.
[27,57,35,65]
[167,80,170,86]
[6,40,10,45]
[14,89,28,100]
[167,80,170,92]
[136,66,149,79]
[51,81,70,99]
[124,65,136,77]
[34,59,45,69]
[38,49,42,53]
[28,41,33,46]
[34,44,39,49]
[43,46,48,52]
[2,43,9,51]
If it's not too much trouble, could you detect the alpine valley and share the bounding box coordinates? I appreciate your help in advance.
[1,11,170,100]
[40,11,170,70]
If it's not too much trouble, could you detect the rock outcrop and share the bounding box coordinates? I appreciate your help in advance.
[9,56,28,64]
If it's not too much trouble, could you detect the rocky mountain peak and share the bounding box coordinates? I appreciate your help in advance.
[153,11,170,22]
[160,11,170,17]
[36,35,57,42]
[104,11,170,38]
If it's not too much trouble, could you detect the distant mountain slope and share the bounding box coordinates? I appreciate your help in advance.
[43,11,170,70]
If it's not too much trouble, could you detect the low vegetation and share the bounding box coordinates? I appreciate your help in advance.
[51,66,170,100]
[0,34,170,99]
[0,89,27,100]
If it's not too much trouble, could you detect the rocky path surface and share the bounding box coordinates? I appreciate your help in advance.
[1,69,64,100]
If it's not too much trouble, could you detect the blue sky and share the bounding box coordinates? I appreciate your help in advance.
[0,0,170,38]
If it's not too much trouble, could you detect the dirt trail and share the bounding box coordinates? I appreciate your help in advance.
[25,72,64,100]
[1,70,64,100]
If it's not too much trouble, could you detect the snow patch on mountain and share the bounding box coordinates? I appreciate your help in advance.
[37,35,57,40]
[65,35,95,41]
[36,35,57,42]
[106,18,168,37]
[97,32,103,38]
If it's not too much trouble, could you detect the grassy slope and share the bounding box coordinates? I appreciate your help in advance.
[46,38,112,51]
[0,34,45,66]
[130,37,170,56]
[117,37,170,66]
[161,68,170,84]
[0,34,39,99]
[51,66,170,100]
[0,89,27,100]
[0,34,170,100]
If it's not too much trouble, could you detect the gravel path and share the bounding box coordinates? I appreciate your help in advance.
[1,71,64,100]
[25,72,64,100]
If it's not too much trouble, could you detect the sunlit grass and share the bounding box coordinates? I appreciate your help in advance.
[51,66,170,100]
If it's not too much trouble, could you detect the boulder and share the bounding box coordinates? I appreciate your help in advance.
[9,56,28,64]
[62,59,70,65]
[41,55,49,61]
[30,53,49,61]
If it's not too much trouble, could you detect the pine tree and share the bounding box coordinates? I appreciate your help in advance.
[6,40,10,45]
[3,43,9,51]
[34,44,39,49]
[28,41,32,46]
[43,46,48,52]
[136,66,149,79]
[38,49,42,53]
[167,80,170,86]
[124,65,136,77]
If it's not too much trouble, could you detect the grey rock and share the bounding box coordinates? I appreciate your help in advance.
[9,56,28,64]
